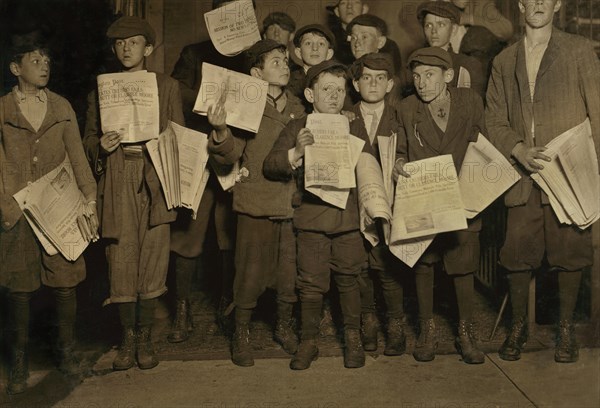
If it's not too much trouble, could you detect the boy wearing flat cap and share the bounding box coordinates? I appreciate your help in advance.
[348,52,406,355]
[326,0,369,65]
[347,14,402,72]
[392,47,486,364]
[207,39,306,367]
[83,16,184,371]
[416,1,485,99]
[264,60,372,370]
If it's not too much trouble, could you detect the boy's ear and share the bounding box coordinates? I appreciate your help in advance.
[352,79,360,93]
[362,4,369,14]
[326,48,334,61]
[294,46,302,61]
[444,68,455,84]
[250,67,262,79]
[9,62,21,77]
[377,35,386,50]
[289,32,295,44]
[386,78,394,93]
[304,87,315,104]
[334,6,340,18]
[143,44,154,57]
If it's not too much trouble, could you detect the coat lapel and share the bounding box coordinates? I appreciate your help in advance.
[414,100,441,153]
[535,29,560,84]
[438,88,467,152]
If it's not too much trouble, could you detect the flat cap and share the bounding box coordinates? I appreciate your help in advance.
[106,16,156,45]
[346,14,388,36]
[349,52,395,79]
[294,24,336,48]
[417,1,461,24]
[263,11,296,33]
[243,39,287,72]
[305,59,347,88]
[408,46,453,70]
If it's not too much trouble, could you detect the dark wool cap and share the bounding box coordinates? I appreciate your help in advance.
[346,14,388,36]
[244,39,287,72]
[408,46,453,70]
[293,24,336,48]
[349,52,395,79]
[417,1,461,24]
[305,59,347,88]
[263,11,296,33]
[106,16,156,45]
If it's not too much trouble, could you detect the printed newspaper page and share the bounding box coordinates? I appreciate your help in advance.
[97,71,160,143]
[204,0,261,56]
[193,63,268,133]
[357,152,392,246]
[377,134,397,205]
[389,236,435,268]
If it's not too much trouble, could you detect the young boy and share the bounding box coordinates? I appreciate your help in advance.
[264,60,370,370]
[0,42,97,394]
[346,14,402,71]
[207,39,306,367]
[392,47,485,364]
[83,16,184,371]
[349,52,406,355]
[287,24,336,99]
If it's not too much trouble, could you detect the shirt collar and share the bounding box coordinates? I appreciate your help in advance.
[360,101,385,117]
[13,86,48,103]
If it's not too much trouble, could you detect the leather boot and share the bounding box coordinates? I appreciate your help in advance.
[290,339,318,370]
[555,320,578,363]
[499,315,528,361]
[168,299,194,343]
[344,328,365,368]
[136,326,159,369]
[58,344,83,375]
[384,317,406,356]
[361,312,379,352]
[7,347,28,395]
[113,327,136,371]
[232,323,254,367]
[455,320,484,364]
[274,302,298,355]
[413,318,437,362]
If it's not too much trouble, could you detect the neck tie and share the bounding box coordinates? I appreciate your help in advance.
[367,111,378,144]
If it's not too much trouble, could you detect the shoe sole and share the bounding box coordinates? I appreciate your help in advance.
[113,363,135,371]
[138,361,159,370]
[290,352,318,370]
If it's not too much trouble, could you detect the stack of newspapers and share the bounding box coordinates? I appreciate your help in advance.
[13,156,96,261]
[146,121,211,216]
[531,119,600,229]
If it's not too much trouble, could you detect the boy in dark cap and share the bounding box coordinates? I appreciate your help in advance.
[326,0,370,65]
[348,52,406,355]
[262,11,296,46]
[264,60,372,370]
[207,39,306,367]
[416,1,485,99]
[83,16,184,371]
[392,47,486,364]
[346,14,402,71]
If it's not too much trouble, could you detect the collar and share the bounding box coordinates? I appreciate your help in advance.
[13,86,48,103]
[359,101,385,118]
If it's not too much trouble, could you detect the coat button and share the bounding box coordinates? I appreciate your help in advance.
[4,222,10,227]
[32,156,38,162]
[35,139,40,143]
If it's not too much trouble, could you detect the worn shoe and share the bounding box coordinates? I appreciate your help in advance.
[168,299,194,343]
[7,349,28,395]
[555,320,579,363]
[384,317,406,356]
[455,320,485,364]
[274,321,298,355]
[344,329,365,368]
[113,327,136,371]
[136,326,159,370]
[58,345,85,375]
[290,339,319,370]
[499,316,528,361]
[361,312,379,351]
[413,318,438,362]
[232,323,254,367]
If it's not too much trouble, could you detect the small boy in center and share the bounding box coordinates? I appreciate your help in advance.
[264,60,371,370]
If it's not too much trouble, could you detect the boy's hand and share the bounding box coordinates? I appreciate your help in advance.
[294,128,314,162]
[208,99,228,131]
[99,131,122,155]
[341,110,356,122]
[512,143,551,173]
[392,158,410,181]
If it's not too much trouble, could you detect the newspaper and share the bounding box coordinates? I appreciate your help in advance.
[211,160,240,192]
[389,236,435,268]
[377,134,397,205]
[459,133,521,218]
[13,156,94,261]
[357,153,392,247]
[457,66,471,88]
[146,121,210,216]
[97,71,160,143]
[204,0,261,56]
[193,62,268,133]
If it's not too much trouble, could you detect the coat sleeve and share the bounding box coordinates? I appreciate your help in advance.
[171,45,201,115]
[263,121,299,182]
[577,41,600,171]
[395,107,409,163]
[82,89,105,176]
[208,127,247,166]
[167,78,185,126]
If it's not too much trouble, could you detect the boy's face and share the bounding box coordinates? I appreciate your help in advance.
[251,49,290,86]
[349,25,384,59]
[294,32,334,67]
[519,0,561,29]
[335,0,367,25]
[352,67,393,103]
[305,72,347,114]
[112,35,153,71]
[423,14,456,49]
[264,24,293,45]
[10,50,51,89]
[412,64,453,103]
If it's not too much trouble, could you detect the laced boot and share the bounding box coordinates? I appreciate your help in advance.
[555,320,578,363]
[274,302,298,354]
[136,326,159,369]
[290,338,319,370]
[360,312,379,352]
[168,299,194,343]
[384,317,406,356]
[455,320,484,364]
[113,327,136,371]
[499,316,528,361]
[58,344,84,375]
[344,329,365,368]
[7,347,28,395]
[413,318,438,362]
[231,322,254,367]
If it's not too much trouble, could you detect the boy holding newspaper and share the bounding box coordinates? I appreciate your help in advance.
[207,39,306,367]
[392,47,486,364]
[83,16,184,371]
